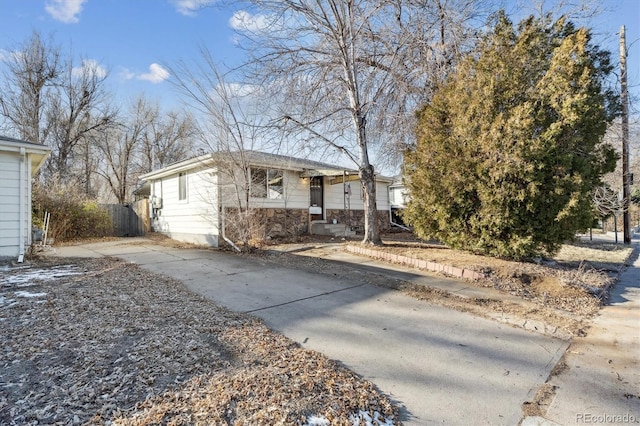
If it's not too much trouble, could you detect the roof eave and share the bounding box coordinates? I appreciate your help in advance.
[0,137,51,174]
[139,154,216,180]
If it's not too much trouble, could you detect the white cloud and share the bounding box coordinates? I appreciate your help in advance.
[119,67,136,80]
[223,82,258,97]
[171,0,216,16]
[72,59,107,79]
[45,0,87,23]
[229,10,273,32]
[138,63,170,83]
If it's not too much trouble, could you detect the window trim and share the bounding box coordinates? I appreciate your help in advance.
[250,167,284,200]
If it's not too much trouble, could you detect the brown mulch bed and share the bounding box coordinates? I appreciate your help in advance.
[0,257,397,425]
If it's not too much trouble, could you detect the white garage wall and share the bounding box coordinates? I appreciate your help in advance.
[150,168,220,247]
[0,152,21,257]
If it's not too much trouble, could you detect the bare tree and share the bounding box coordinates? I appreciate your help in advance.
[0,31,60,144]
[46,57,116,180]
[77,131,101,197]
[96,97,154,203]
[0,31,116,182]
[140,107,195,172]
[233,0,483,245]
[593,186,621,218]
[592,185,623,238]
[169,52,281,247]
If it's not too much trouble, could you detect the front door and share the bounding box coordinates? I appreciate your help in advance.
[309,176,324,221]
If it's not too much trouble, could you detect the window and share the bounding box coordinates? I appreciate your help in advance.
[251,168,283,199]
[268,169,284,199]
[178,172,187,201]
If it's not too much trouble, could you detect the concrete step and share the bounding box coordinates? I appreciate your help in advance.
[311,222,355,237]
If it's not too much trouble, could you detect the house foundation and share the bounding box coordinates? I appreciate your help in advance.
[224,207,309,241]
[325,209,391,232]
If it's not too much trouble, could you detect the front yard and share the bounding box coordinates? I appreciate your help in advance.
[1,231,633,424]
[0,257,397,425]
[258,231,634,338]
[367,236,631,315]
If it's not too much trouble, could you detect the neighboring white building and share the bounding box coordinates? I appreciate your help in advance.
[0,136,51,261]
[388,177,410,229]
[389,179,409,209]
[139,151,394,247]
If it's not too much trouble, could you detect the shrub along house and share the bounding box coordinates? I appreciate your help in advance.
[0,136,51,261]
[139,151,393,247]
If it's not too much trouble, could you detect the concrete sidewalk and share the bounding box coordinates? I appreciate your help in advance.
[47,238,568,425]
[529,244,640,426]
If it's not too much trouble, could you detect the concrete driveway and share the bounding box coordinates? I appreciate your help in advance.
[52,239,568,425]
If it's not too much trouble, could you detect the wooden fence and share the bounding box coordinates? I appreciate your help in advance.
[102,200,149,237]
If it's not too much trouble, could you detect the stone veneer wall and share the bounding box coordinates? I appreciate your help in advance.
[326,209,390,231]
[224,207,389,242]
[224,207,309,241]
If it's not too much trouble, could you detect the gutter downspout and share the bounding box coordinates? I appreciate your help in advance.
[390,216,411,231]
[18,148,26,263]
[218,175,241,253]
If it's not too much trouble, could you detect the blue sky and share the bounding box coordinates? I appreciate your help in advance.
[0,0,638,113]
[0,0,246,109]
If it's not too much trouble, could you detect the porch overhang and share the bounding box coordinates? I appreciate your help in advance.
[299,168,357,178]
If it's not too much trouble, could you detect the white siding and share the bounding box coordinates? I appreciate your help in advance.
[0,152,34,258]
[324,178,390,211]
[376,181,390,211]
[389,185,409,208]
[0,152,20,257]
[282,170,309,209]
[150,168,220,247]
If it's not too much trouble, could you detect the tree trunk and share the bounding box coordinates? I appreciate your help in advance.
[360,163,381,245]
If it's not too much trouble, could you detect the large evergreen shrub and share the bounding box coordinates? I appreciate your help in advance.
[403,12,618,259]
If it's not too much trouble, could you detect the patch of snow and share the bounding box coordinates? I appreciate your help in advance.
[0,295,17,308]
[349,411,396,426]
[305,416,330,426]
[14,291,47,298]
[305,412,395,426]
[0,264,81,287]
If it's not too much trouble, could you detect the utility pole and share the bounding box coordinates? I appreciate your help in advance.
[620,26,631,244]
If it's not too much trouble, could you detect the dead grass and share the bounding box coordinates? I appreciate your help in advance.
[376,236,633,317]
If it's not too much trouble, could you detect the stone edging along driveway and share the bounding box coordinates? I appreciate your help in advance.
[345,245,487,280]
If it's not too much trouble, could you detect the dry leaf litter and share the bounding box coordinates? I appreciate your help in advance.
[0,257,397,425]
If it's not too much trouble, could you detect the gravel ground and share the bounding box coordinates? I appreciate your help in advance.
[0,257,397,425]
